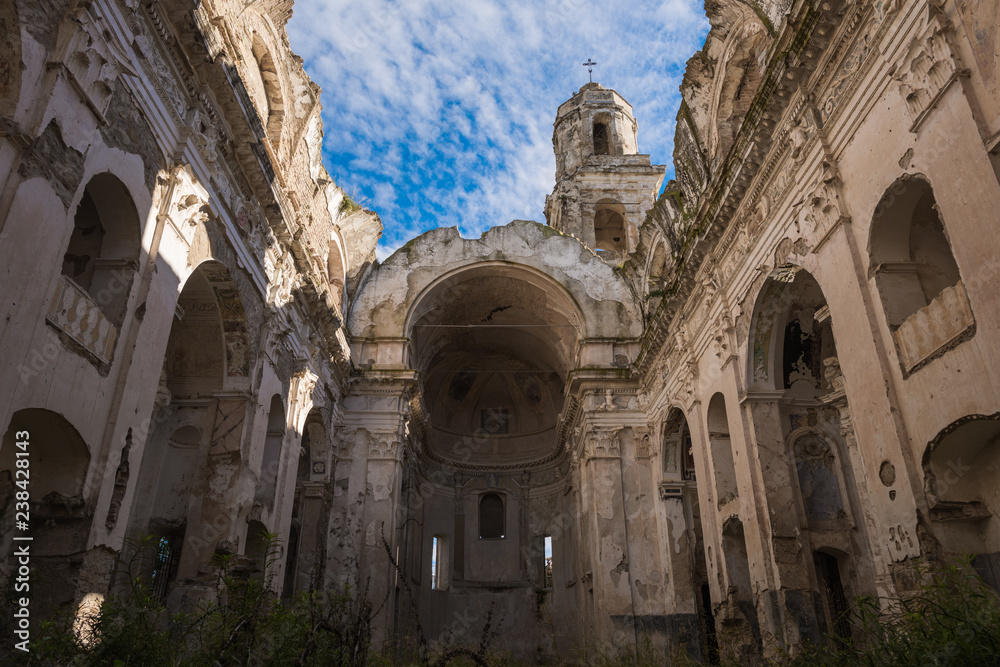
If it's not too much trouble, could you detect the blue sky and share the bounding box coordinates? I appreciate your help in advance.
[288,0,710,260]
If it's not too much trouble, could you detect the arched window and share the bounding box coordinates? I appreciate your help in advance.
[255,394,285,508]
[923,413,1000,569]
[245,520,270,578]
[593,121,610,155]
[707,393,737,504]
[594,201,626,254]
[479,493,505,539]
[662,408,687,476]
[61,173,141,328]
[431,535,450,589]
[870,177,962,327]
[251,35,284,145]
[1,410,92,610]
[870,176,971,372]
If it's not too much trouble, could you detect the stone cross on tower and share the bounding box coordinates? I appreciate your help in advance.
[583,59,597,83]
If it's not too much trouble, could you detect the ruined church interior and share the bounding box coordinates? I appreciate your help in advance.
[2,0,1000,663]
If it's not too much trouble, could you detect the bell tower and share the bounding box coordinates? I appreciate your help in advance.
[544,82,666,259]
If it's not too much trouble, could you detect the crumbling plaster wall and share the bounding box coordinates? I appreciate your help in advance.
[349,221,641,345]
[626,0,1000,656]
[0,0,378,620]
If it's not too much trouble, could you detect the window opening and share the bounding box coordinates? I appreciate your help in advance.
[479,493,505,539]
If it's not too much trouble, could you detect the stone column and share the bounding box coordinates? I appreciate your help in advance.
[580,426,634,642]
[742,392,821,652]
[820,358,883,596]
[332,377,413,642]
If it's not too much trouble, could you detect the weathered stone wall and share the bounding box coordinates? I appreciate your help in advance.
[2,0,999,662]
[0,0,378,631]
[627,0,1000,657]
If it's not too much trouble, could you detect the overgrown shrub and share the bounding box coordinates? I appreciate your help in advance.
[7,543,998,665]
[786,557,1000,667]
[2,533,380,666]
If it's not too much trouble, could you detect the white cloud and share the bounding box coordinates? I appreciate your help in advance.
[289,0,709,257]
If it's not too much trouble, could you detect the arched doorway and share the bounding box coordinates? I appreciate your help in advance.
[661,406,718,662]
[403,264,581,657]
[0,410,91,618]
[746,266,875,647]
[922,413,1000,590]
[127,260,251,604]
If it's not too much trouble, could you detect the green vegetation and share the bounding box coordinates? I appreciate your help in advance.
[3,533,380,666]
[786,557,1000,667]
[339,193,363,216]
[4,552,998,665]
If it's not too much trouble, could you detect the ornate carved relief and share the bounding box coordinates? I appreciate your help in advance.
[59,6,136,118]
[713,311,736,362]
[126,5,189,120]
[368,431,401,460]
[798,162,848,247]
[268,251,299,307]
[585,428,622,458]
[894,19,964,129]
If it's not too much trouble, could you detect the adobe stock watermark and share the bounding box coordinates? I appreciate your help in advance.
[9,428,32,653]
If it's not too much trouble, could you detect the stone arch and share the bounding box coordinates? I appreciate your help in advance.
[128,259,254,601]
[328,231,346,311]
[707,393,738,505]
[249,32,285,146]
[174,260,252,391]
[594,199,627,254]
[921,412,1000,581]
[350,223,642,345]
[747,265,838,395]
[245,519,270,574]
[660,405,715,654]
[405,263,582,469]
[868,175,972,373]
[646,239,669,291]
[403,260,587,345]
[255,393,286,509]
[708,17,768,162]
[1,409,92,615]
[61,172,142,329]
[0,409,91,499]
[283,406,328,599]
[745,266,876,646]
[661,406,693,478]
[869,175,962,323]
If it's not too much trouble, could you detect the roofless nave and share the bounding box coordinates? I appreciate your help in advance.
[2,0,1000,662]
